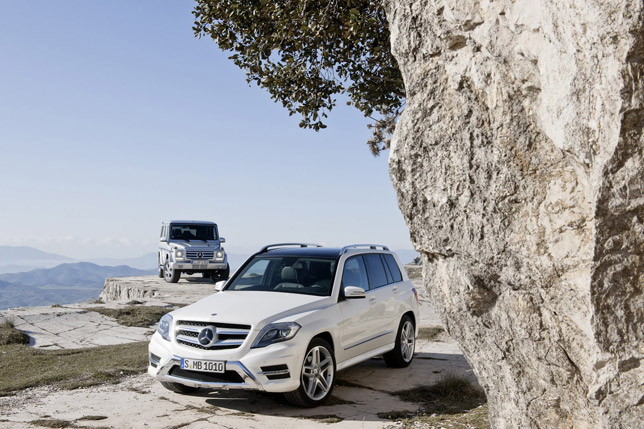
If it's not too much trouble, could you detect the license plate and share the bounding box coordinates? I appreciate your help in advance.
[180,358,225,373]
[193,261,207,267]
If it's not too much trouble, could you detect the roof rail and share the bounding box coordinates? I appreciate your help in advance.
[258,243,323,253]
[341,244,390,254]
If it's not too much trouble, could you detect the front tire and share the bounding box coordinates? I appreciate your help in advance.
[284,338,335,407]
[160,381,199,394]
[383,315,415,368]
[163,261,180,283]
[212,266,230,281]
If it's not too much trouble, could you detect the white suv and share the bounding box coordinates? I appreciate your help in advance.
[148,243,419,407]
[158,220,229,283]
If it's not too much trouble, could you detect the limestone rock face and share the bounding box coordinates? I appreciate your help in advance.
[384,0,644,426]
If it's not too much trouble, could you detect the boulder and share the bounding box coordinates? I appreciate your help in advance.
[384,0,644,426]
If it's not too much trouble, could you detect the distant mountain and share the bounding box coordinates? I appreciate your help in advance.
[0,282,102,310]
[0,262,155,288]
[0,262,157,310]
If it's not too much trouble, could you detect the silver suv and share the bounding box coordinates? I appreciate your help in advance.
[158,220,229,283]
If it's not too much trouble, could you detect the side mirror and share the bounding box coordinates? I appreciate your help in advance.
[214,280,226,291]
[219,237,226,243]
[160,237,167,242]
[344,286,366,299]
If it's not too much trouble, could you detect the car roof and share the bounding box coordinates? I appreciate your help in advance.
[261,247,344,258]
[258,245,393,259]
[163,220,217,225]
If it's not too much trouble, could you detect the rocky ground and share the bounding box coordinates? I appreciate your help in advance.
[0,274,482,428]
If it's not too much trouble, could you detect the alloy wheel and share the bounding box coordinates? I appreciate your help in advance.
[164,262,173,281]
[401,320,415,362]
[301,345,334,401]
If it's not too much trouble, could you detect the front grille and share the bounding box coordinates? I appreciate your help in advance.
[186,251,215,259]
[169,366,244,384]
[175,320,251,350]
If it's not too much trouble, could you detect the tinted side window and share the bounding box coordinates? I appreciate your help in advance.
[384,254,403,283]
[342,256,369,290]
[364,254,388,289]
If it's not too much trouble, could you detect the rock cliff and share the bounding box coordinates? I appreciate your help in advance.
[384,0,644,427]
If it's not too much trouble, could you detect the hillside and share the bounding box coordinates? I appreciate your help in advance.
[0,262,155,310]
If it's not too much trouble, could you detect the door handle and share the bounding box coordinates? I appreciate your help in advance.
[392,286,399,292]
[369,297,377,304]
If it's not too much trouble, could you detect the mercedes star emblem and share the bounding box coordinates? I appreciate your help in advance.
[197,252,203,258]
[197,326,217,346]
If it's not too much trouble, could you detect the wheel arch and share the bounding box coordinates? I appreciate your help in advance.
[311,331,335,353]
[402,310,416,329]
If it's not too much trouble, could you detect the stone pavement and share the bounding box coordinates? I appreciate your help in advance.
[0,306,154,349]
[0,275,218,350]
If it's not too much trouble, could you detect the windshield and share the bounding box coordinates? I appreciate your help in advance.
[226,256,337,296]
[170,224,217,241]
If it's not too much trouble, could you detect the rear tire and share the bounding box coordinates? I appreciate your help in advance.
[160,381,199,394]
[284,338,335,407]
[158,268,164,278]
[201,272,211,279]
[383,315,415,368]
[163,261,180,283]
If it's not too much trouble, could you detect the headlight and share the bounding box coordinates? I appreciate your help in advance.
[157,314,173,341]
[174,250,184,258]
[251,322,301,348]
[215,251,224,260]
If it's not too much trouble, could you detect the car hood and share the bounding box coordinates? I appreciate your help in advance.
[171,291,331,330]
[169,241,221,250]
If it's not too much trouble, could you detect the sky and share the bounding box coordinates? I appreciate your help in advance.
[0,0,413,259]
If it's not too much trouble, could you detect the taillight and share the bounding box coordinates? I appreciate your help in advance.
[411,288,418,304]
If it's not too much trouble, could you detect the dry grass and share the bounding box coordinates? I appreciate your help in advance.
[0,319,30,345]
[31,419,75,428]
[0,341,148,394]
[298,414,344,423]
[391,405,490,428]
[384,372,489,428]
[417,326,447,341]
[85,305,171,327]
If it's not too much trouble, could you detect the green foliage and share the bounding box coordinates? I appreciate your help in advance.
[193,0,405,154]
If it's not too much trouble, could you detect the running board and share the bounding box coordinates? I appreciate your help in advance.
[336,344,396,371]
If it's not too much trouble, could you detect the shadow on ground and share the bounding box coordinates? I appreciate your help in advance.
[162,352,485,424]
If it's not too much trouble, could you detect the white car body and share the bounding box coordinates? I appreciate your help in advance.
[148,243,419,401]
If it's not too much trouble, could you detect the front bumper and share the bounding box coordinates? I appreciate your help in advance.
[152,355,263,390]
[169,261,227,271]
[148,332,304,393]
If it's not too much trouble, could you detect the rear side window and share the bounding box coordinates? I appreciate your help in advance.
[363,254,388,289]
[342,256,369,290]
[384,254,403,283]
